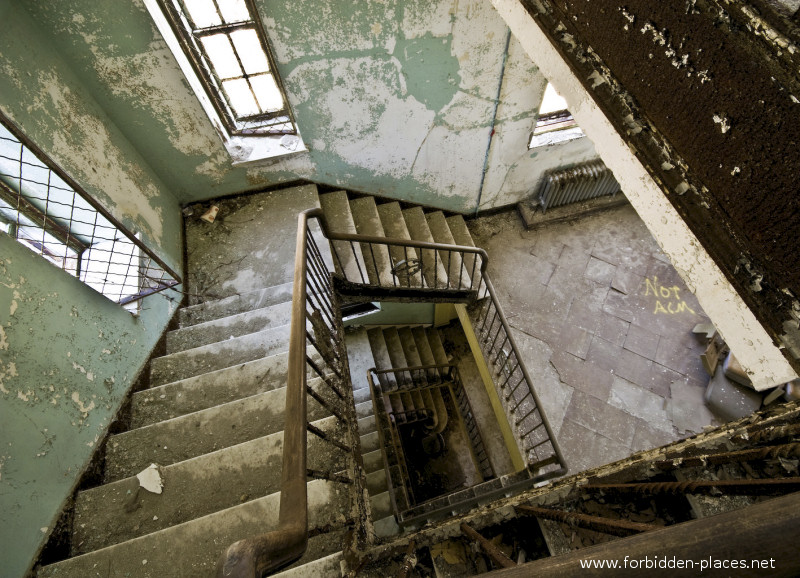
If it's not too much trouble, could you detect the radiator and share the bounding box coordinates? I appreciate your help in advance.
[538,160,621,213]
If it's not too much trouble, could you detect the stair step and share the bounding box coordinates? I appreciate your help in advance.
[178,282,293,328]
[319,190,367,282]
[131,351,291,428]
[376,201,424,288]
[105,381,331,482]
[362,449,385,474]
[382,328,421,417]
[166,300,292,354]
[426,211,466,288]
[38,480,348,578]
[350,197,394,286]
[402,207,449,288]
[446,214,486,296]
[72,417,346,554]
[399,327,447,434]
[366,469,389,495]
[358,415,377,436]
[355,400,373,420]
[368,329,406,419]
[426,327,450,366]
[150,323,290,386]
[370,490,394,520]
[361,431,380,454]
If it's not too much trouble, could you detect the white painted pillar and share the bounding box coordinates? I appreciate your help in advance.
[491,0,797,390]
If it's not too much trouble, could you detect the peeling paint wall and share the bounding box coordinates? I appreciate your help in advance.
[0,4,183,576]
[19,0,590,213]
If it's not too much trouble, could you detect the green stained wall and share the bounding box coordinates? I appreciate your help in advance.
[16,0,595,214]
[0,4,183,576]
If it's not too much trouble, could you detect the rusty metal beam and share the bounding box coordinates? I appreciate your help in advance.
[460,523,517,569]
[515,505,660,537]
[585,477,800,496]
[656,443,800,470]
[485,492,800,577]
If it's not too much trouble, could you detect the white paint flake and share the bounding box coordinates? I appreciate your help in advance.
[136,464,164,494]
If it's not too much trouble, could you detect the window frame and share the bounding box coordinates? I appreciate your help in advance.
[529,83,584,148]
[157,0,296,137]
[0,116,181,307]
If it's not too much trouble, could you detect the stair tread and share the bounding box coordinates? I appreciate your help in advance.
[166,300,292,354]
[106,380,330,481]
[377,202,423,288]
[270,552,343,578]
[131,351,291,428]
[178,282,293,328]
[350,197,394,286]
[73,417,346,554]
[402,207,449,288]
[39,480,348,578]
[150,323,290,386]
[319,190,366,281]
[426,211,466,288]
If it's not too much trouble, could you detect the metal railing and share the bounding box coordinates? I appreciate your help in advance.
[0,118,180,306]
[367,364,496,518]
[470,276,566,476]
[215,208,362,577]
[215,208,565,576]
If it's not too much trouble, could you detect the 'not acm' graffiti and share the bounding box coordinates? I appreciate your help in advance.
[644,276,696,315]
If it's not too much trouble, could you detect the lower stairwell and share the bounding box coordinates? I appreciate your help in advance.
[34,183,800,577]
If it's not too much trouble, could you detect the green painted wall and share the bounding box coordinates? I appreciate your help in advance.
[344,301,436,328]
[16,0,596,214]
[0,4,183,576]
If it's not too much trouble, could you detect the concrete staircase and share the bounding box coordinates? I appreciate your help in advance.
[36,186,498,577]
[38,280,355,577]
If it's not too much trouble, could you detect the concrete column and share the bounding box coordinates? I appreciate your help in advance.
[491,0,797,390]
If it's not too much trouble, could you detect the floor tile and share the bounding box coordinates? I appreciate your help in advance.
[585,335,623,372]
[550,349,614,400]
[630,418,680,453]
[597,313,630,347]
[565,390,638,447]
[623,323,661,360]
[611,266,644,295]
[558,324,593,359]
[584,256,617,285]
[557,419,633,473]
[607,376,672,433]
[614,348,654,387]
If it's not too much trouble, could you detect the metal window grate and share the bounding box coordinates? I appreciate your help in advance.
[0,120,180,307]
[161,0,295,136]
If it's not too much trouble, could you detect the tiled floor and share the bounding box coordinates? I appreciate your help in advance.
[469,204,718,474]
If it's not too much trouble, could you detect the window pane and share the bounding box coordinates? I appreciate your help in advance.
[539,83,569,115]
[201,34,242,79]
[182,0,221,28]
[223,78,259,116]
[230,29,269,74]
[250,74,284,113]
[218,0,249,24]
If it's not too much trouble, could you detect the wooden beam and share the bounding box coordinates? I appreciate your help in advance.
[484,492,800,577]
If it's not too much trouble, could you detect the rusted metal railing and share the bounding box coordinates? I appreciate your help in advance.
[215,208,356,577]
[470,276,566,476]
[215,208,566,576]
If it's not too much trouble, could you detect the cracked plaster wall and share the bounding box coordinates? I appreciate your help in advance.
[21,0,594,213]
[0,4,183,576]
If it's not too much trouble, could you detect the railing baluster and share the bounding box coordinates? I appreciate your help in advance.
[306,468,353,484]
[369,243,379,285]
[307,422,352,453]
[458,252,465,288]
[307,383,347,422]
[351,241,366,283]
[433,249,438,287]
[447,250,452,289]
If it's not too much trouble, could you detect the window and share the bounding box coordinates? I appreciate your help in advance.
[158,0,295,137]
[0,118,180,307]
[529,83,584,148]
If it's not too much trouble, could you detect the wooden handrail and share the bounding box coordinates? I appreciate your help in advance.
[215,207,563,577]
[215,208,320,577]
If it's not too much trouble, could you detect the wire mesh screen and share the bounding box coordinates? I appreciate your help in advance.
[0,121,180,306]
